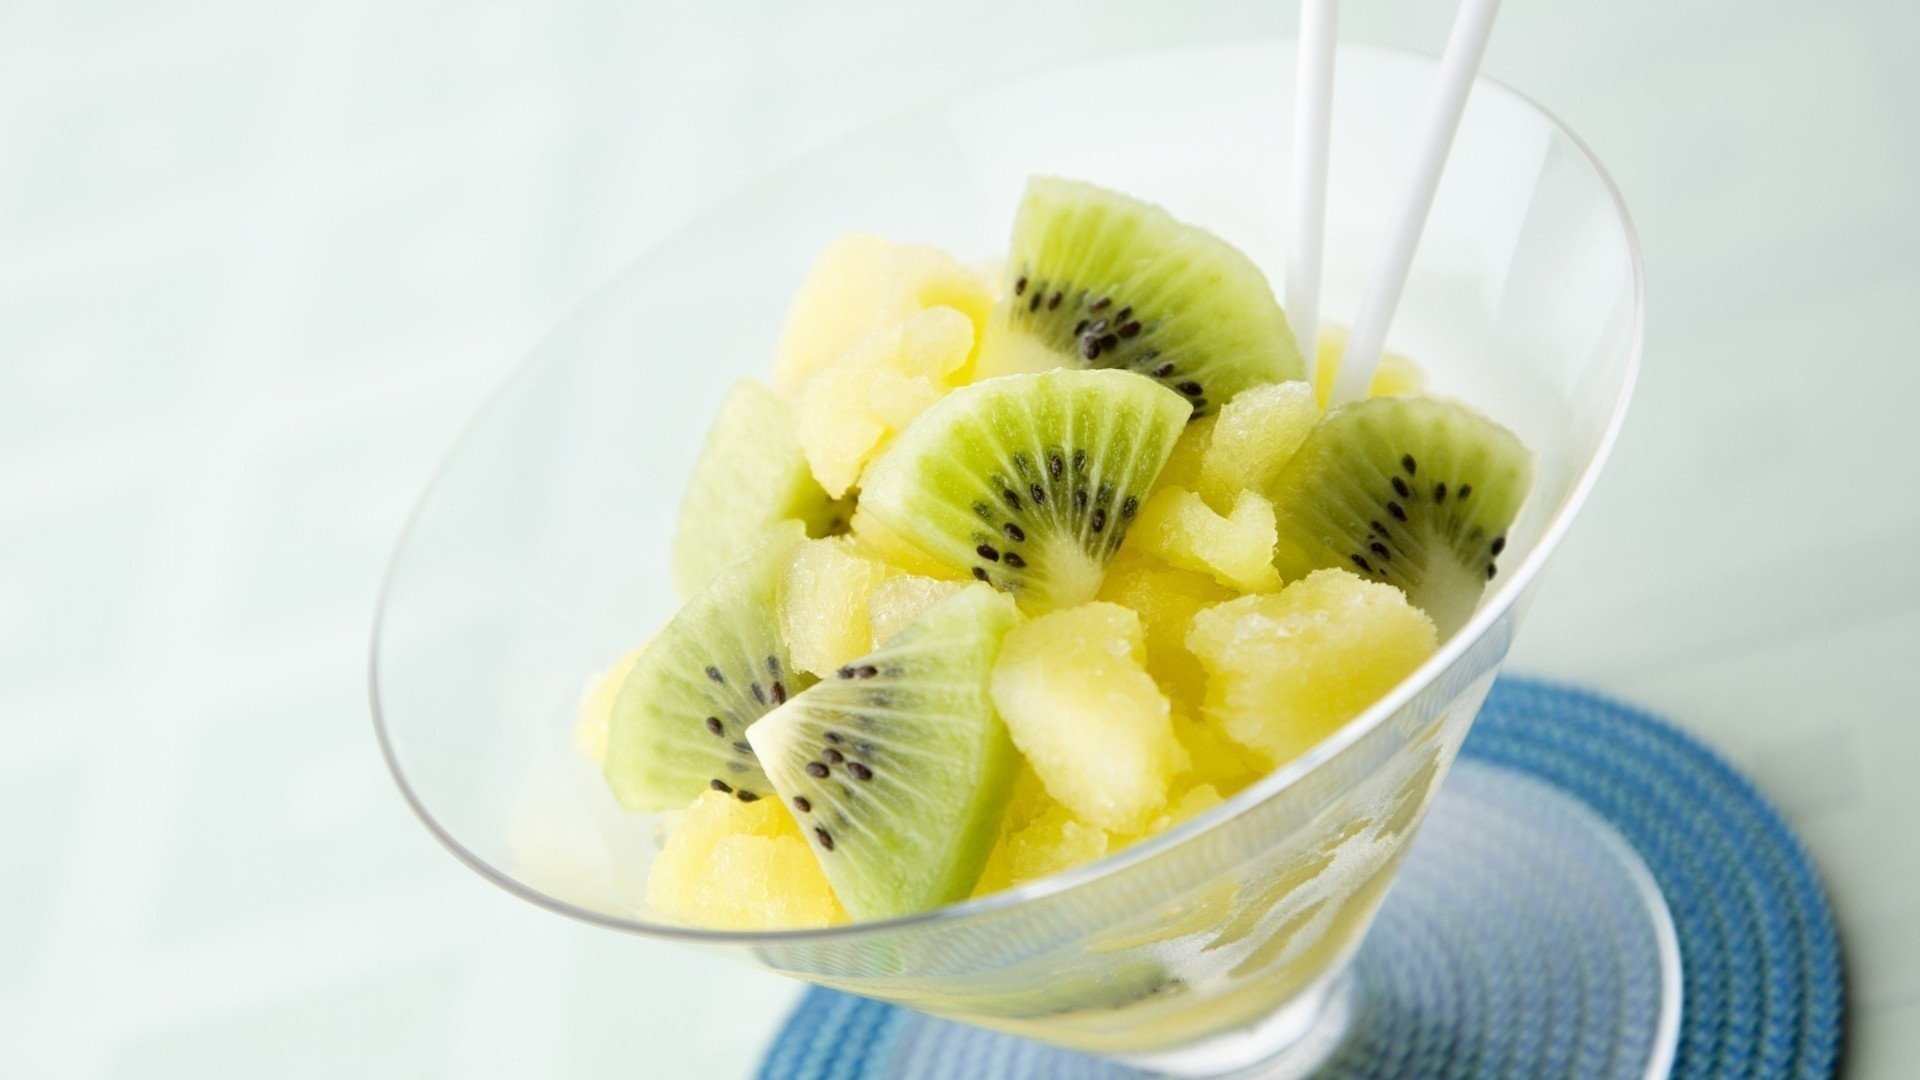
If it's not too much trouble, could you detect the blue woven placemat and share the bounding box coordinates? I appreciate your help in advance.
[758,677,1844,1080]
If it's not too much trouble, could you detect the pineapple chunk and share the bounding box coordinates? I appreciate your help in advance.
[971,256,1005,296]
[998,761,1054,830]
[1187,569,1438,767]
[779,538,893,677]
[974,794,1111,896]
[1172,708,1267,795]
[848,506,966,579]
[794,366,889,497]
[572,642,649,767]
[1096,548,1233,704]
[1115,782,1226,844]
[970,328,1067,381]
[1167,781,1226,824]
[644,791,846,929]
[974,762,1226,897]
[1126,487,1282,594]
[772,234,992,392]
[1198,381,1319,510]
[972,765,1042,895]
[1312,323,1427,408]
[987,762,1056,839]
[1153,414,1217,493]
[867,574,969,645]
[1009,806,1110,882]
[792,306,975,497]
[990,603,1184,832]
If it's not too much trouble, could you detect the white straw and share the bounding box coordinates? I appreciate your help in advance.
[1327,0,1502,407]
[1286,0,1338,374]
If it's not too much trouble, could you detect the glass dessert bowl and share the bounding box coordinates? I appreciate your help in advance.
[372,40,1641,1078]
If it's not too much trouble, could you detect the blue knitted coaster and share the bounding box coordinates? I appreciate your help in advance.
[758,677,1844,1080]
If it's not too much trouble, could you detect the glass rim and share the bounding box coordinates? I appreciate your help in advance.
[370,36,1646,948]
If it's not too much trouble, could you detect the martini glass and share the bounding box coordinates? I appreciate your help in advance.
[373,40,1647,1079]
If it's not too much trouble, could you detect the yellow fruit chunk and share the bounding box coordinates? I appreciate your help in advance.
[971,767,1029,896]
[898,304,981,383]
[970,328,1067,381]
[1198,381,1320,510]
[1010,804,1110,881]
[1312,323,1427,408]
[974,796,1111,896]
[983,772,1221,891]
[999,761,1054,832]
[847,507,965,580]
[572,642,649,767]
[976,771,1223,898]
[971,256,1006,296]
[779,538,893,677]
[644,791,846,929]
[1096,548,1233,704]
[1172,708,1267,795]
[1153,414,1216,493]
[1126,487,1282,594]
[974,766,1106,897]
[772,234,992,392]
[792,306,975,497]
[1187,569,1438,767]
[1120,782,1225,842]
[867,574,969,645]
[792,369,908,496]
[990,603,1184,832]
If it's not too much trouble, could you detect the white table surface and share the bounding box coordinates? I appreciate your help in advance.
[2,2,1915,1076]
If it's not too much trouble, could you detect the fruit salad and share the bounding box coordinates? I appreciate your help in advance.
[578,178,1534,931]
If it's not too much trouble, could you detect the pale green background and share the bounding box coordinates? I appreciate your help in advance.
[2,1,1915,1077]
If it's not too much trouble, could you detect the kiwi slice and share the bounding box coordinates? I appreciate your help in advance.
[858,369,1191,612]
[672,379,846,598]
[1265,396,1534,636]
[605,522,815,812]
[745,586,1020,921]
[984,177,1305,415]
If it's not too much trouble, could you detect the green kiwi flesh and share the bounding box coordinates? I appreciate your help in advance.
[672,379,847,598]
[604,522,814,812]
[986,177,1305,415]
[856,368,1191,612]
[745,586,1020,921]
[1265,396,1534,636]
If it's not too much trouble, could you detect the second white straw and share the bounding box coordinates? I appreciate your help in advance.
[1327,0,1502,407]
[1286,0,1338,374]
